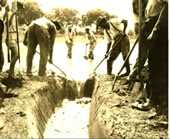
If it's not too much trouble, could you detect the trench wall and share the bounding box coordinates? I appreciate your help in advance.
[88,75,168,139]
[0,76,78,138]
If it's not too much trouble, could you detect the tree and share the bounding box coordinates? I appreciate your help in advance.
[47,8,79,25]
[84,9,111,25]
[18,1,44,25]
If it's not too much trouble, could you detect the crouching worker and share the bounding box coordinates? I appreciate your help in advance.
[23,17,61,76]
[84,27,96,60]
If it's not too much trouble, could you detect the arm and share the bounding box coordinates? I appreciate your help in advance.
[49,25,56,63]
[5,10,9,46]
[147,2,167,40]
[91,32,96,42]
[121,19,128,34]
[49,36,55,63]
[4,8,10,62]
[105,30,112,55]
[8,12,15,27]
[69,32,73,42]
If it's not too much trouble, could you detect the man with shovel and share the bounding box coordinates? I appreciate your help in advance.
[130,0,168,112]
[96,17,130,77]
[23,17,61,76]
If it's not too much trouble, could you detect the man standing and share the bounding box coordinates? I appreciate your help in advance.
[96,18,130,76]
[146,0,168,111]
[128,0,162,90]
[65,26,75,59]
[84,27,96,60]
[5,0,19,78]
[24,17,61,76]
[131,0,168,112]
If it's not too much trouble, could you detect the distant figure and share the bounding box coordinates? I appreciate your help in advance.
[84,27,96,60]
[65,26,75,58]
[96,17,130,77]
[23,17,61,76]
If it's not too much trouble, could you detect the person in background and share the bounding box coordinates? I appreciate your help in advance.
[84,27,96,60]
[65,26,75,59]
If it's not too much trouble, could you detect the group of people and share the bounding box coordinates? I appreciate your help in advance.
[0,0,168,112]
[129,0,168,112]
[65,25,97,60]
[96,0,168,112]
[0,0,62,77]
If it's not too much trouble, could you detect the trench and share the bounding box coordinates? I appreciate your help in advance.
[30,73,94,139]
[43,98,91,138]
[0,36,139,138]
[34,74,95,138]
[0,74,95,139]
[43,71,98,138]
[36,37,137,138]
[43,78,93,138]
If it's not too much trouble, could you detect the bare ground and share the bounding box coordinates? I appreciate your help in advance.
[89,75,168,139]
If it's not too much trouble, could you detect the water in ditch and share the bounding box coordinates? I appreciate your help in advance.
[43,98,91,138]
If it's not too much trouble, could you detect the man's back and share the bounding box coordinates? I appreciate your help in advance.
[31,17,56,31]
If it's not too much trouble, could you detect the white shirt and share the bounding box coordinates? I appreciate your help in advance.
[65,30,75,43]
[31,17,56,31]
[86,31,96,44]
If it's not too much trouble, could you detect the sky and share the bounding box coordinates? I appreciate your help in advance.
[27,0,135,30]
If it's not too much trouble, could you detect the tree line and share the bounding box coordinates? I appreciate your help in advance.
[18,1,113,27]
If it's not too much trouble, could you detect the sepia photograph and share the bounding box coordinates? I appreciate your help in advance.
[0,0,168,138]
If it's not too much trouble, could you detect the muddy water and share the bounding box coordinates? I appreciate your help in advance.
[43,98,91,138]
